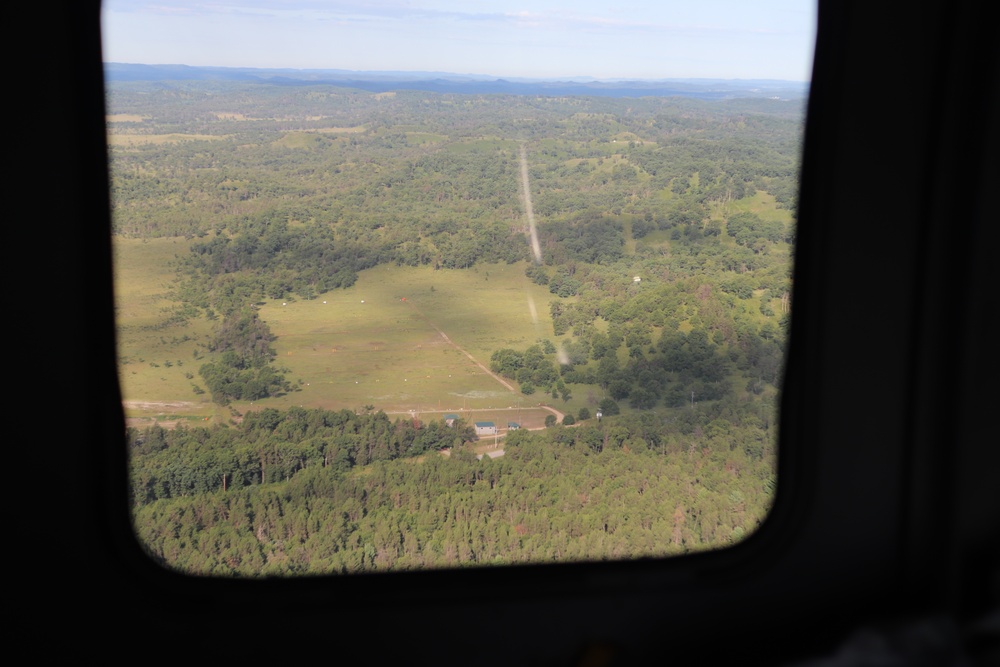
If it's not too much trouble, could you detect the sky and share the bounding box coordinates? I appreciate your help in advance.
[101,1,816,82]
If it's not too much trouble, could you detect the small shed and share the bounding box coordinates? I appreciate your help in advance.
[444,414,459,427]
[507,422,521,430]
[474,421,497,436]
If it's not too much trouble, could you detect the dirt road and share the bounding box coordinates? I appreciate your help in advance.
[519,143,543,264]
[404,301,517,392]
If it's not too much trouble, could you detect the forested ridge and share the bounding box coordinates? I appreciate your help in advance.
[110,80,799,573]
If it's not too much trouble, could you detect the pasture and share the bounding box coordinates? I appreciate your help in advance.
[256,262,561,414]
[107,133,227,147]
[114,238,584,424]
[114,237,219,422]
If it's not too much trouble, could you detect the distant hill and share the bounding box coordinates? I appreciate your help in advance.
[103,63,808,100]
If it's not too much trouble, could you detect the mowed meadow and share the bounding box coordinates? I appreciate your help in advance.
[115,237,572,429]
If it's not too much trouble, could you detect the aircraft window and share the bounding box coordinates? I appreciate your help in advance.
[103,1,816,575]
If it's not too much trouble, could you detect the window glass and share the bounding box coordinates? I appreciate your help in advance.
[103,1,815,575]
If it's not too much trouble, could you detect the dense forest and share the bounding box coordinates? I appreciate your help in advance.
[110,80,800,574]
[129,405,775,575]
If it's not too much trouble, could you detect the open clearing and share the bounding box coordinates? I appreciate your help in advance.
[115,238,219,420]
[108,133,228,147]
[255,262,562,414]
[115,238,585,422]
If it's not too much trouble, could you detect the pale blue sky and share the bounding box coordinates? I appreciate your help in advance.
[102,1,815,81]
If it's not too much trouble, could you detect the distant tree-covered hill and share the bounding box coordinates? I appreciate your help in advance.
[105,63,809,100]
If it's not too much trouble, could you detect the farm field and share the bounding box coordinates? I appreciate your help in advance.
[255,261,565,415]
[115,237,219,424]
[115,237,578,425]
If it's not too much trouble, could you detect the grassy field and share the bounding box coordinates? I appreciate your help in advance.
[114,238,582,424]
[114,237,220,423]
[709,189,794,225]
[108,134,228,147]
[255,262,565,415]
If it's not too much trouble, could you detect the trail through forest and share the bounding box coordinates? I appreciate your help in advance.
[519,144,543,264]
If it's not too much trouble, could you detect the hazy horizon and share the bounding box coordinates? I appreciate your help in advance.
[102,1,816,82]
[103,61,811,85]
